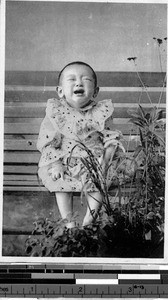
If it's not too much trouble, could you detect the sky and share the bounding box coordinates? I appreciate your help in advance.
[5,1,167,72]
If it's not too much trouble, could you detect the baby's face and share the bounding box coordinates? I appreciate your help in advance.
[56,64,99,109]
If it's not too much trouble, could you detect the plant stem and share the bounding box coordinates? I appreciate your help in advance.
[158,45,163,75]
[157,73,167,110]
[133,62,153,106]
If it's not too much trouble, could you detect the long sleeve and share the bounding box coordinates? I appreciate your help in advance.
[37,116,62,152]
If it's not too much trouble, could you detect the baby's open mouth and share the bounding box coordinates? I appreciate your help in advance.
[74,89,84,95]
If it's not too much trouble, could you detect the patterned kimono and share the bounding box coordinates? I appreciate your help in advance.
[37,98,121,192]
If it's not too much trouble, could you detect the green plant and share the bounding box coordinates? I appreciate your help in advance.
[25,201,164,257]
[122,37,166,249]
[68,139,129,217]
[25,215,102,257]
[128,104,165,201]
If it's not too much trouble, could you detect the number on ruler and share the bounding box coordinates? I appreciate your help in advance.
[128,286,133,294]
[78,286,83,294]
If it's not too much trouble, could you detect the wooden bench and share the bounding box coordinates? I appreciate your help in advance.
[3,71,166,246]
[4,71,166,191]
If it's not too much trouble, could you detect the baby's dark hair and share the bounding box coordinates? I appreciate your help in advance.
[58,61,98,87]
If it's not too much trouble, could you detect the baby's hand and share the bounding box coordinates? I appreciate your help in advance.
[48,164,65,181]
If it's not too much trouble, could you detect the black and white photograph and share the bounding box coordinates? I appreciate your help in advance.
[1,0,167,262]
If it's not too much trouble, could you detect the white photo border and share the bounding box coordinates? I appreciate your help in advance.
[0,0,168,265]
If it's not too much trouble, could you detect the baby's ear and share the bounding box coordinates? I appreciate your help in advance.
[56,86,64,98]
[93,86,99,98]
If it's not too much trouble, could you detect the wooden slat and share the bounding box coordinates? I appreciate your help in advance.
[5,86,166,92]
[3,181,42,186]
[4,120,133,134]
[4,165,38,174]
[4,152,40,163]
[5,90,166,103]
[5,102,165,108]
[4,103,166,118]
[4,134,38,140]
[4,138,141,151]
[3,184,136,194]
[4,117,139,125]
[3,186,47,191]
[4,132,165,144]
[4,139,37,150]
[4,117,128,124]
[4,175,38,181]
[4,123,40,134]
[5,122,165,135]
[4,118,43,124]
[4,103,45,118]
[4,131,164,151]
[4,123,138,135]
[5,71,166,87]
[4,149,137,163]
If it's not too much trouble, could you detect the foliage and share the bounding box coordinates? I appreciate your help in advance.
[128,104,165,204]
[68,138,128,217]
[26,216,100,257]
[26,105,165,257]
[25,200,164,257]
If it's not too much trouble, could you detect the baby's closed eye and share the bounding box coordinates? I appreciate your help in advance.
[83,77,92,81]
[67,77,75,81]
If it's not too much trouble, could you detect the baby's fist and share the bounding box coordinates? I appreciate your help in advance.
[48,165,65,181]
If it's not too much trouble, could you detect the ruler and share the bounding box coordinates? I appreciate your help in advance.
[0,265,168,298]
[1,283,168,297]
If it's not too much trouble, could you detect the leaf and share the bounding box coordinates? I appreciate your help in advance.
[149,107,157,121]
[156,213,162,220]
[147,212,155,220]
[145,230,151,240]
[26,246,32,255]
[155,109,164,121]
[138,105,147,121]
[127,109,142,119]
[139,128,145,147]
[53,228,64,238]
[145,112,151,122]
[129,211,133,224]
[129,118,145,127]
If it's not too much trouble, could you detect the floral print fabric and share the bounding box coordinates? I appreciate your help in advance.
[37,98,120,192]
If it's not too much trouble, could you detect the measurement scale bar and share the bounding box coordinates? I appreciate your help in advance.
[75,274,118,279]
[0,264,168,297]
[1,283,168,297]
[118,274,161,279]
[32,273,74,279]
[0,279,76,284]
[76,279,118,285]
